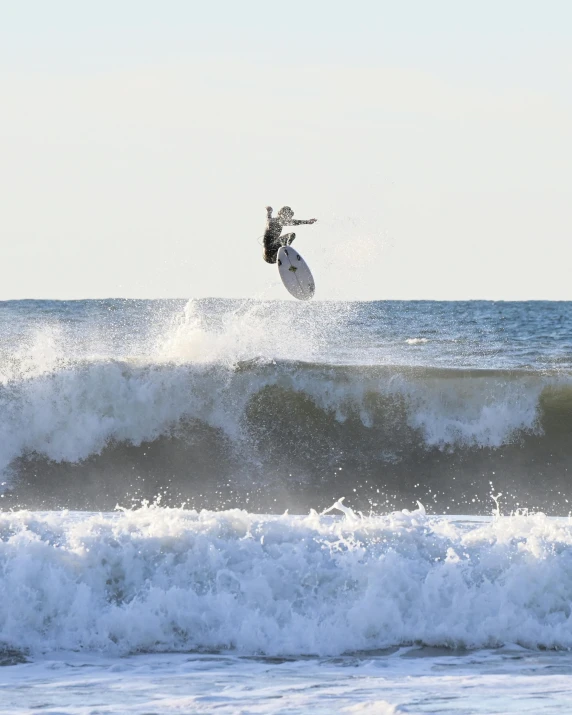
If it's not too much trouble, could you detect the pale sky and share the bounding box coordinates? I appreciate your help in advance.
[1,0,571,300]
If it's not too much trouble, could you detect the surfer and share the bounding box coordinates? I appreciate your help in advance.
[262,206,317,264]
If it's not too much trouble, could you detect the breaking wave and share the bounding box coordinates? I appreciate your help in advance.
[2,503,572,657]
[2,354,572,512]
[2,298,572,512]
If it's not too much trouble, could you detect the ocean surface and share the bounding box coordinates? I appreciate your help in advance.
[2,298,572,713]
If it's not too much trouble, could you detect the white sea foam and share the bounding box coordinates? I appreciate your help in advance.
[2,503,572,657]
[401,373,544,447]
[158,298,355,365]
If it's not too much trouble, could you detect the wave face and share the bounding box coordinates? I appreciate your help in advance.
[2,298,572,513]
[2,505,572,657]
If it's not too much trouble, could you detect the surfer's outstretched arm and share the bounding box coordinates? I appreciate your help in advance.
[291,218,317,226]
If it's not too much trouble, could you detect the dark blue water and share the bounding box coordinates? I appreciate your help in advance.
[2,299,572,369]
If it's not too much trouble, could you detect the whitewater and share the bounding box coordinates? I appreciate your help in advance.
[2,298,572,713]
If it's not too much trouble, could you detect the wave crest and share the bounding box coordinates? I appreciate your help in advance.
[2,360,571,512]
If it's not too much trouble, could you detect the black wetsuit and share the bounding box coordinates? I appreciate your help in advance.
[263,217,295,264]
[263,209,316,264]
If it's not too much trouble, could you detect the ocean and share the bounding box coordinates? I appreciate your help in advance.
[2,298,572,713]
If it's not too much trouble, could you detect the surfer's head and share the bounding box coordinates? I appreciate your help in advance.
[278,206,294,220]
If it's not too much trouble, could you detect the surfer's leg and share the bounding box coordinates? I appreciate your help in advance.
[264,233,295,262]
[263,246,278,264]
[280,232,296,246]
[263,232,281,263]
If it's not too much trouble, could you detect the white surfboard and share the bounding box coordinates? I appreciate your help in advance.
[277,246,315,300]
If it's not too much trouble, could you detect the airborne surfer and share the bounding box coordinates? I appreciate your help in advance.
[262,206,317,264]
